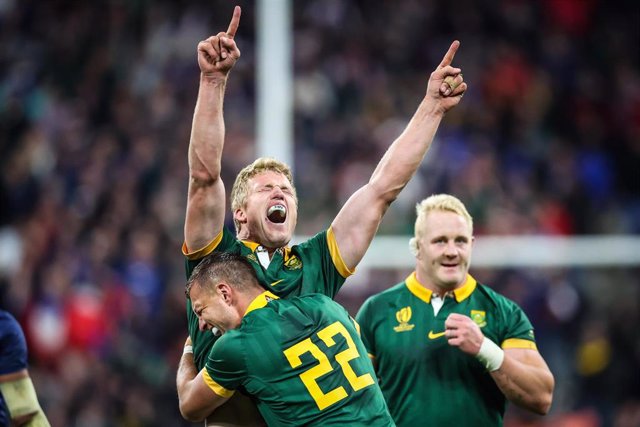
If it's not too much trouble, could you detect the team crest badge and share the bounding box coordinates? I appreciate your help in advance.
[246,254,258,263]
[470,310,487,328]
[393,306,415,332]
[284,255,302,270]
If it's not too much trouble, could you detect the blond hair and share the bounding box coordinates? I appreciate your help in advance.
[230,157,296,233]
[409,194,473,255]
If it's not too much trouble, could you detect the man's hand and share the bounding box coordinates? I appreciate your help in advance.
[444,313,484,355]
[425,40,467,114]
[197,5,242,77]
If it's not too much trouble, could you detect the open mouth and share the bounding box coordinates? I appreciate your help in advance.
[267,204,287,224]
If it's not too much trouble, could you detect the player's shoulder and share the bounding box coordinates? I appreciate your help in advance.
[213,328,244,354]
[473,281,523,311]
[295,292,333,303]
[290,229,329,252]
[273,292,336,315]
[368,281,408,302]
[359,281,408,312]
[0,310,21,335]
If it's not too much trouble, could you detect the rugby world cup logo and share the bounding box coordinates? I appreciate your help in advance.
[393,306,415,332]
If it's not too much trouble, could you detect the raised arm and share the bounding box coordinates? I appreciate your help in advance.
[331,41,467,270]
[184,6,241,252]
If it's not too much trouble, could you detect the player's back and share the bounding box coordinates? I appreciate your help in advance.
[212,294,395,426]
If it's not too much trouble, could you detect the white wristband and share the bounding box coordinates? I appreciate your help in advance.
[183,345,193,355]
[475,337,504,372]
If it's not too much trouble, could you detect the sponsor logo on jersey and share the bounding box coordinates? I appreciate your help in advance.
[470,310,486,327]
[427,330,446,339]
[393,306,415,332]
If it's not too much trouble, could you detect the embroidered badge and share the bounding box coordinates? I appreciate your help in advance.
[284,255,302,270]
[393,306,415,332]
[470,310,487,328]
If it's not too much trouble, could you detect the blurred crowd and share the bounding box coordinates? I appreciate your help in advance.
[0,0,638,426]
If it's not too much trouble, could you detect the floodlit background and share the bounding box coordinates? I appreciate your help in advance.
[0,0,638,426]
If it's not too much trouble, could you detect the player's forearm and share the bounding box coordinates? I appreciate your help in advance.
[331,100,445,269]
[176,353,204,421]
[177,354,226,422]
[185,74,229,250]
[369,99,444,202]
[189,74,228,183]
[490,355,555,415]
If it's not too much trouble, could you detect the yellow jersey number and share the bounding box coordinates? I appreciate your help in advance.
[283,321,375,410]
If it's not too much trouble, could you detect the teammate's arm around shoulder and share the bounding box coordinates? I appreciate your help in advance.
[177,337,233,422]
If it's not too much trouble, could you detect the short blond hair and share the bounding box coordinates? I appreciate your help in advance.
[230,157,296,233]
[409,194,473,255]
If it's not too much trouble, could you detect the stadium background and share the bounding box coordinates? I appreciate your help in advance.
[0,0,638,425]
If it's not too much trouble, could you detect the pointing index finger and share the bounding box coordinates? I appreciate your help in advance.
[438,40,460,68]
[226,6,241,38]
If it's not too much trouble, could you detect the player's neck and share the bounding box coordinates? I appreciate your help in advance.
[414,270,459,296]
[237,232,285,257]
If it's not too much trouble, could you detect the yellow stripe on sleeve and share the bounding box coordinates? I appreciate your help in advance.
[502,338,538,350]
[202,369,235,398]
[182,231,224,260]
[326,227,354,278]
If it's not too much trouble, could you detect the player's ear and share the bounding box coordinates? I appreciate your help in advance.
[234,208,247,224]
[410,237,420,258]
[217,283,233,305]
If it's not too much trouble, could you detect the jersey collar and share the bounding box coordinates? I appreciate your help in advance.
[240,240,291,256]
[405,272,477,304]
[244,290,280,317]
[240,240,262,252]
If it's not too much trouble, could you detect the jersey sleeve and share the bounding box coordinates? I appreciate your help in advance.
[295,228,351,298]
[499,299,537,350]
[183,226,238,279]
[204,332,247,394]
[0,312,28,375]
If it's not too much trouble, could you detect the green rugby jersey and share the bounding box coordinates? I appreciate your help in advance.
[183,227,352,370]
[356,273,537,427]
[203,291,395,427]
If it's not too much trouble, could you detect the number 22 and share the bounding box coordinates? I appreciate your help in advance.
[283,321,374,410]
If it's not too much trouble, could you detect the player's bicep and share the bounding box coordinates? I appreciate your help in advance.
[504,347,549,371]
[331,184,387,270]
[184,177,226,253]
